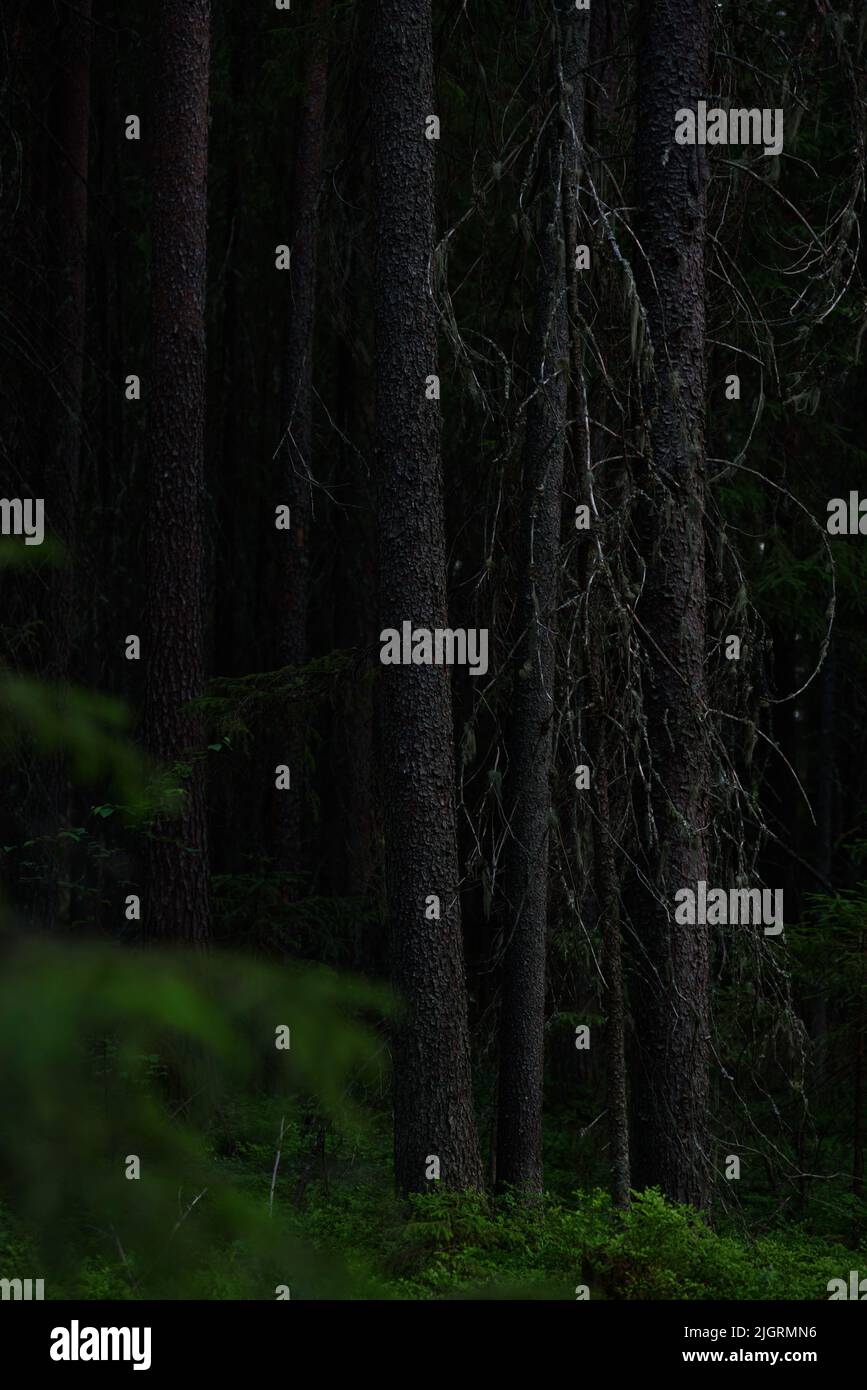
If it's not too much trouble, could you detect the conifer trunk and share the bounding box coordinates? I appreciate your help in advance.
[142,0,211,946]
[371,0,482,1194]
[273,0,330,874]
[496,1,590,1197]
[630,0,712,1207]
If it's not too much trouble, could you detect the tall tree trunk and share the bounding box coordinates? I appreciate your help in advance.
[210,0,259,882]
[272,0,330,876]
[853,930,866,1244]
[371,0,482,1194]
[332,43,376,900]
[215,0,256,682]
[495,2,590,1197]
[47,0,91,669]
[142,0,211,947]
[576,0,631,1209]
[25,0,93,930]
[630,0,711,1207]
[580,514,631,1208]
[812,638,835,1076]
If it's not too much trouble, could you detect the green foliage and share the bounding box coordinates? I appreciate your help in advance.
[0,932,391,1298]
[213,867,380,964]
[0,537,63,569]
[566,1188,861,1301]
[9,980,853,1304]
[0,675,154,812]
[795,883,867,994]
[264,1168,865,1301]
[195,651,355,742]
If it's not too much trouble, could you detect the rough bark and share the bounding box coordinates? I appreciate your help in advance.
[495,2,590,1197]
[630,0,712,1207]
[371,0,482,1194]
[141,0,211,947]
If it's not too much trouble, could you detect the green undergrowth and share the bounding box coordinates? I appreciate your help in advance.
[2,1094,862,1300]
[0,932,861,1302]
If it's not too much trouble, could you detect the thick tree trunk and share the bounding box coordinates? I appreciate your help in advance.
[495,2,590,1197]
[371,0,482,1194]
[630,0,712,1207]
[142,0,211,947]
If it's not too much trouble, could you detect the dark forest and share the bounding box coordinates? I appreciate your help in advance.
[1,0,867,1316]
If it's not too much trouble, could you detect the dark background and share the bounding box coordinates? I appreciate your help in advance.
[0,0,865,1300]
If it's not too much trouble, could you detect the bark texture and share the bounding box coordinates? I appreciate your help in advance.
[371,0,482,1194]
[630,0,712,1207]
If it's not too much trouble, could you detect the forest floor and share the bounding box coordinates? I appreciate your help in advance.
[2,1096,862,1300]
